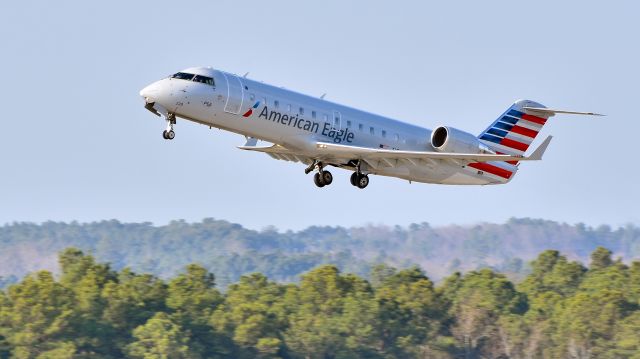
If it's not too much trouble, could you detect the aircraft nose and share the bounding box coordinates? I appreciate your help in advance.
[139,83,158,101]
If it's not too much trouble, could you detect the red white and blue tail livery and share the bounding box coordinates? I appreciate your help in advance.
[140,67,602,189]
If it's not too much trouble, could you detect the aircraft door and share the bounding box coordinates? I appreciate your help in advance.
[222,72,245,115]
[332,111,342,130]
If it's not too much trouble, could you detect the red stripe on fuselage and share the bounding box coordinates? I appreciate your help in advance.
[468,163,513,179]
[521,113,546,125]
[510,125,538,138]
[500,138,529,151]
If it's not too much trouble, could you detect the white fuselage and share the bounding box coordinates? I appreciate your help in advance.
[140,67,512,185]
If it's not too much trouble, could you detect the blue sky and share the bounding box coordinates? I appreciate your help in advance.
[1,1,638,230]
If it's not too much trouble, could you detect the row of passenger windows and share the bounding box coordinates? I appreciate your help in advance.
[258,95,402,141]
[171,72,215,86]
[168,75,401,141]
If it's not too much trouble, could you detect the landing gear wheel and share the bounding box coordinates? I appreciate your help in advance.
[350,172,358,186]
[314,172,325,187]
[356,174,369,189]
[162,130,168,139]
[166,130,175,140]
[322,171,333,186]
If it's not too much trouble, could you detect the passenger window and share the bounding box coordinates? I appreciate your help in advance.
[394,133,400,142]
[249,93,255,101]
[262,97,267,105]
[287,104,291,112]
[299,107,304,115]
[347,120,352,128]
[312,111,316,119]
[274,100,279,109]
[323,114,328,122]
[370,127,375,135]
[359,123,363,131]
[382,130,387,138]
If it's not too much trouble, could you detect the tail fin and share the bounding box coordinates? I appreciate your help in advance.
[478,100,551,156]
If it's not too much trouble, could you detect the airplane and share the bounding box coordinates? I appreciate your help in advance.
[139,67,601,189]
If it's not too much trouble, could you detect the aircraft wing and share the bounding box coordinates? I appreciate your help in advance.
[313,135,552,163]
[239,135,553,166]
[238,142,315,164]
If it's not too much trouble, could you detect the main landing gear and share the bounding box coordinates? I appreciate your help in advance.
[350,171,369,189]
[306,161,333,188]
[305,160,369,189]
[162,114,176,140]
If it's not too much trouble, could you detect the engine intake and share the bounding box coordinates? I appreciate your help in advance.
[430,126,492,154]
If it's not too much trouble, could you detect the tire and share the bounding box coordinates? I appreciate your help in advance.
[357,174,369,189]
[314,172,325,187]
[350,172,358,186]
[162,130,168,139]
[322,171,333,185]
[167,130,175,140]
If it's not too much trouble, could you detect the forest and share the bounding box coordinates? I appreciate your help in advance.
[1,246,640,358]
[1,218,639,288]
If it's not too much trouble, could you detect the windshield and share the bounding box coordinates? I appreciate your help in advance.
[171,72,214,86]
[171,72,195,80]
[192,75,215,86]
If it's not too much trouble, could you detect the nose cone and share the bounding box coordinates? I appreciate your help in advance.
[139,82,160,102]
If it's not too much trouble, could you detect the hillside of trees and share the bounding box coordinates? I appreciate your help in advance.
[1,247,640,358]
[1,218,639,288]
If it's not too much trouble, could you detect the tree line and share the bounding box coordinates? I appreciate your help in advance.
[1,246,640,358]
[2,218,639,288]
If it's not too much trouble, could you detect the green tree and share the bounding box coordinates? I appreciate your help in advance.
[553,290,631,358]
[166,264,224,357]
[100,268,168,354]
[449,269,526,359]
[284,265,379,358]
[0,271,76,358]
[590,246,613,270]
[125,312,194,359]
[57,248,117,357]
[374,267,447,357]
[610,311,640,358]
[210,273,287,358]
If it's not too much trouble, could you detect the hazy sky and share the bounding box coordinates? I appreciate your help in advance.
[1,1,638,230]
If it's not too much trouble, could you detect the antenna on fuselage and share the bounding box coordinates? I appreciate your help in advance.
[243,72,249,78]
[320,93,326,99]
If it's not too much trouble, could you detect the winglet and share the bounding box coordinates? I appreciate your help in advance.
[528,135,553,161]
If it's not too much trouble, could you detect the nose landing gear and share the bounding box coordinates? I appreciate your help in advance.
[162,114,176,140]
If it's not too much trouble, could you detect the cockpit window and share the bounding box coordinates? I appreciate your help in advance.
[171,72,195,80]
[192,75,215,86]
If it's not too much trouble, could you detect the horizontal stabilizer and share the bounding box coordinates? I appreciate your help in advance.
[522,107,604,117]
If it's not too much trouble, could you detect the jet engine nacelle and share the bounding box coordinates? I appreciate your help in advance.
[430,126,493,154]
